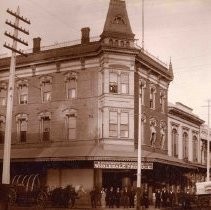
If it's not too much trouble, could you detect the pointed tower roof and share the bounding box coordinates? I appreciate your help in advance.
[101,0,135,40]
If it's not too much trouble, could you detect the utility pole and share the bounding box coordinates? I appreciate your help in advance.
[2,7,30,184]
[136,78,142,210]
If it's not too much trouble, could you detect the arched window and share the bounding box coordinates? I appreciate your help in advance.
[149,118,157,146]
[64,109,77,140]
[0,82,7,106]
[150,85,156,109]
[140,79,146,105]
[193,135,198,162]
[40,76,52,103]
[17,80,28,104]
[16,114,28,142]
[38,112,51,141]
[160,121,166,150]
[172,128,178,157]
[160,90,165,112]
[65,72,77,99]
[183,132,189,159]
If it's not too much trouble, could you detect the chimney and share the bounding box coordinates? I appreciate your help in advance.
[81,27,90,44]
[33,37,41,53]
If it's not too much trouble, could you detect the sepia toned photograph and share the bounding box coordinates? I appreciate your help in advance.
[0,0,211,209]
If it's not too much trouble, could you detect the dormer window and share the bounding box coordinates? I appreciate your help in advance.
[113,16,125,25]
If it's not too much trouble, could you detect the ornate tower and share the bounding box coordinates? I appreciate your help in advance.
[100,0,135,47]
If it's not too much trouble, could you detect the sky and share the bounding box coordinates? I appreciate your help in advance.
[0,0,211,123]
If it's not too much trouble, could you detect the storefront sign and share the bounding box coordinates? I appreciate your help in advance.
[94,161,153,170]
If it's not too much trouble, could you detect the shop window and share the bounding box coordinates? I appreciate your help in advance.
[40,76,52,103]
[172,128,178,157]
[17,82,28,104]
[65,72,77,99]
[193,135,198,162]
[120,112,129,138]
[183,132,189,160]
[109,111,118,137]
[109,72,118,93]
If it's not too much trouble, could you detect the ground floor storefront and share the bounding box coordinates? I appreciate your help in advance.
[5,159,206,195]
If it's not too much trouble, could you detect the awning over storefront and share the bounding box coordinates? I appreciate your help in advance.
[0,143,206,170]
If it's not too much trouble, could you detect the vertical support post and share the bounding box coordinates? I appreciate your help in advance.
[207,100,210,181]
[2,7,20,184]
[137,78,142,210]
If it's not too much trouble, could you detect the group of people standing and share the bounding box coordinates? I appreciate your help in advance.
[90,186,136,208]
[154,187,175,208]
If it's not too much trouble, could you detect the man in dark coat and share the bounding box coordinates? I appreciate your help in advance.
[142,188,149,208]
[161,187,168,207]
[108,186,115,208]
[90,187,97,208]
[155,188,161,208]
[115,187,121,208]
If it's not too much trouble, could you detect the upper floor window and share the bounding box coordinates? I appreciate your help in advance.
[150,118,157,146]
[150,85,156,109]
[109,111,118,137]
[172,128,178,157]
[39,112,51,142]
[0,83,7,106]
[121,73,129,94]
[16,114,28,143]
[160,121,166,150]
[109,72,118,93]
[183,132,189,159]
[193,135,198,162]
[140,79,146,105]
[65,109,77,140]
[17,81,28,104]
[65,72,77,99]
[160,90,165,112]
[40,76,52,103]
[0,116,5,144]
[120,112,129,138]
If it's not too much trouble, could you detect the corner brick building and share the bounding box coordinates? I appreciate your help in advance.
[0,0,205,200]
